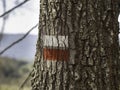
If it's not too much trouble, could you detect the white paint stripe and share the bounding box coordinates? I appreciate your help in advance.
[43,35,68,47]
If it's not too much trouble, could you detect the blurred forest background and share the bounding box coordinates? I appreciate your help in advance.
[0,0,39,90]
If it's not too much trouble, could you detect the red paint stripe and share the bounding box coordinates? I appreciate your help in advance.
[43,48,69,61]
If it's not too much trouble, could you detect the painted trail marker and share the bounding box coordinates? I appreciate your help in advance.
[43,48,69,61]
[43,35,69,61]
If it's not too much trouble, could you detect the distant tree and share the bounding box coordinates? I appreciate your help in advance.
[0,0,7,44]
[31,0,120,90]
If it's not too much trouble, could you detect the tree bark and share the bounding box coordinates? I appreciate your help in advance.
[31,0,120,90]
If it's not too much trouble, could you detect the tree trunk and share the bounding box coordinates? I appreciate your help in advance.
[31,0,120,90]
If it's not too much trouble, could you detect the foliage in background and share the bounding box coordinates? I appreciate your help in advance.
[0,57,32,90]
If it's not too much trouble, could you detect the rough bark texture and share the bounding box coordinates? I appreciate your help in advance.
[31,0,120,90]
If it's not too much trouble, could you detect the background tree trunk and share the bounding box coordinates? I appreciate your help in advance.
[31,0,120,90]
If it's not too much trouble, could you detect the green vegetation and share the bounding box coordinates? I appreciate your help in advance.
[0,57,32,90]
[0,84,31,90]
